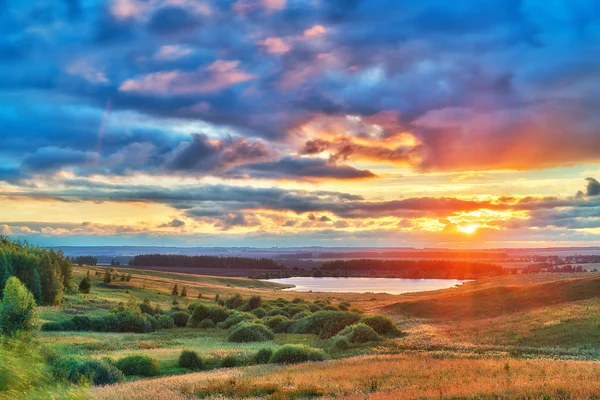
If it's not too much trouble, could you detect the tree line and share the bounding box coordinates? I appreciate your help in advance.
[319,259,506,279]
[0,236,73,305]
[128,254,284,270]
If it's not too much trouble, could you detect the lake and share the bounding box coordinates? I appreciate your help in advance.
[267,277,470,295]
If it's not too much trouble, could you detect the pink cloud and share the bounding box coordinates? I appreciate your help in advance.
[259,37,291,54]
[119,60,255,95]
[304,25,327,38]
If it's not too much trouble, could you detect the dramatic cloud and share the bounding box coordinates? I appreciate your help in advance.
[1,1,600,246]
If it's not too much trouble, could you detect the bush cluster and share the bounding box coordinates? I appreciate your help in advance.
[288,311,362,338]
[227,322,274,343]
[114,355,159,377]
[336,323,380,343]
[269,344,326,364]
[52,357,124,385]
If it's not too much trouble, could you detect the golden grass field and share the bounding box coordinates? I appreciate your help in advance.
[37,266,600,399]
[94,353,600,399]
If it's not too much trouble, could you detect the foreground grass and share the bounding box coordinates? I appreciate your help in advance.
[94,353,600,399]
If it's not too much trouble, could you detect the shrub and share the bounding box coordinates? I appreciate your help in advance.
[292,311,310,320]
[178,350,202,370]
[288,311,361,338]
[217,312,258,329]
[115,311,152,333]
[323,305,340,311]
[41,321,64,331]
[225,294,245,309]
[142,313,158,331]
[0,277,38,336]
[139,300,155,315]
[188,305,230,327]
[53,357,124,385]
[254,348,273,364]
[247,295,262,310]
[172,311,189,327]
[156,314,175,329]
[338,303,349,311]
[78,277,91,294]
[292,297,304,304]
[337,323,380,343]
[227,322,274,343]
[263,315,292,333]
[220,354,240,368]
[265,309,291,318]
[360,315,402,337]
[115,355,159,377]
[251,307,267,318]
[71,316,92,331]
[270,345,326,364]
[198,318,216,329]
[307,303,321,313]
[332,335,350,350]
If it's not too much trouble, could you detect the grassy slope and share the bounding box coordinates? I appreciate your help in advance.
[383,275,600,319]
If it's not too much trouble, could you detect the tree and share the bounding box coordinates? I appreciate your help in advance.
[78,276,91,294]
[58,251,73,291]
[120,274,126,282]
[172,284,179,296]
[181,287,187,297]
[40,252,63,305]
[0,276,38,336]
[0,251,10,298]
[103,270,112,284]
[126,274,132,282]
[31,267,43,304]
[197,292,202,299]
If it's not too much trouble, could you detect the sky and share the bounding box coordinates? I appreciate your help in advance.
[1,0,600,248]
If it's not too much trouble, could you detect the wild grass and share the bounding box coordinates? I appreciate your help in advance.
[94,353,600,399]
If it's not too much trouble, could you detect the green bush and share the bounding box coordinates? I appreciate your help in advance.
[41,321,65,331]
[227,322,274,343]
[115,355,159,377]
[225,294,245,309]
[323,305,340,311]
[53,357,124,385]
[188,305,230,327]
[254,348,273,364]
[156,314,175,329]
[332,335,350,350]
[269,344,326,364]
[263,315,292,333]
[292,311,310,320]
[0,277,38,336]
[198,318,216,329]
[217,312,257,329]
[220,354,240,368]
[288,311,361,338]
[307,303,321,313]
[265,309,291,318]
[172,311,189,327]
[337,323,380,343]
[178,350,202,370]
[359,315,402,336]
[251,307,267,318]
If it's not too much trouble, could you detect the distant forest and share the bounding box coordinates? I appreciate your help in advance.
[320,259,507,279]
[128,254,284,270]
[72,256,97,266]
[0,236,73,305]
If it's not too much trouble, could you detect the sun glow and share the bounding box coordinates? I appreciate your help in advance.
[457,224,479,235]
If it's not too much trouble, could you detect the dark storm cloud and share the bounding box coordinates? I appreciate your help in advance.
[230,157,376,181]
[585,177,600,197]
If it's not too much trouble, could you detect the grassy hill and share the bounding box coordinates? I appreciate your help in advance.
[383,275,600,320]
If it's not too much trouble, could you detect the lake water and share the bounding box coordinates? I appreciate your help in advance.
[267,277,470,295]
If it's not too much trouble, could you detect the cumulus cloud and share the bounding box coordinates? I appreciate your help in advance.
[158,219,186,228]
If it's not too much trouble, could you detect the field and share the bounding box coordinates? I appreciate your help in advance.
[32,266,600,399]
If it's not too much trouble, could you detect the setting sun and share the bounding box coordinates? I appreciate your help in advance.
[458,224,479,235]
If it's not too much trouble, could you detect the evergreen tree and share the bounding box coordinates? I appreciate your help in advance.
[0,276,38,336]
[126,274,132,282]
[103,270,112,284]
[60,256,74,291]
[31,267,43,304]
[0,251,10,298]
[39,252,63,305]
[197,292,202,299]
[78,276,91,294]
[181,286,187,297]
[172,284,179,296]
